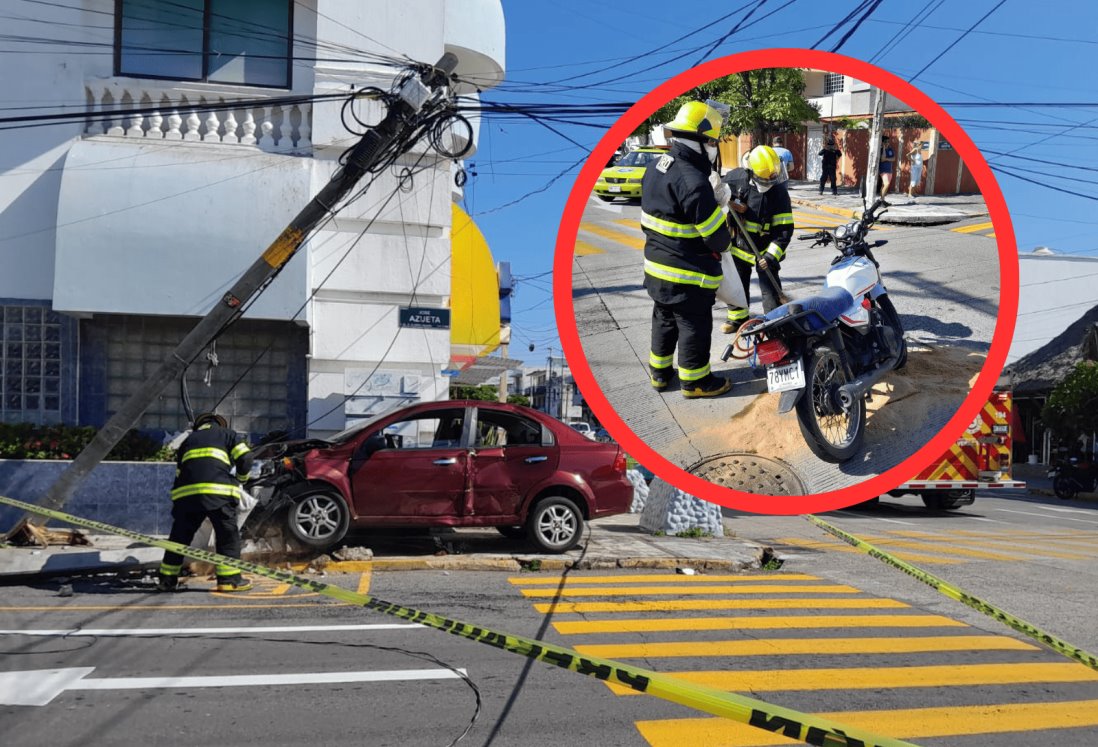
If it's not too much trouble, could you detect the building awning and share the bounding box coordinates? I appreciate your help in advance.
[450,203,500,368]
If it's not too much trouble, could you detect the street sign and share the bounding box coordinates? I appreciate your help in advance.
[399,307,450,329]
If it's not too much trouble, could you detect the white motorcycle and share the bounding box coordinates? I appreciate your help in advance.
[722,199,906,462]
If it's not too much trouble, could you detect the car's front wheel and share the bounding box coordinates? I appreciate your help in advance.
[526,496,584,553]
[286,490,350,549]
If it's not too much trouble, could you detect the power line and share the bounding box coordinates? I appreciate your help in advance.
[829,0,886,54]
[908,0,1009,82]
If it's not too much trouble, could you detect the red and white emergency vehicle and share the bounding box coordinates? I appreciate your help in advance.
[887,375,1026,509]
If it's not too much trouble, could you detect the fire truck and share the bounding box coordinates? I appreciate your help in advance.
[885,375,1025,510]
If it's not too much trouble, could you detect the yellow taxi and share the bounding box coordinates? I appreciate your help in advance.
[593,145,668,202]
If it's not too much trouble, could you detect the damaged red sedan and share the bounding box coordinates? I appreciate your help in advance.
[253,401,633,553]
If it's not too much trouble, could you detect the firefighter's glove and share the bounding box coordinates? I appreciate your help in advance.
[709,172,732,208]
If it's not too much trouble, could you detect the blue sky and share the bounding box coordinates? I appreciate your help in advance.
[470,0,1098,365]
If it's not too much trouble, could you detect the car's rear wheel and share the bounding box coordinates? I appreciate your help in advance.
[495,525,526,540]
[287,490,350,549]
[526,496,584,553]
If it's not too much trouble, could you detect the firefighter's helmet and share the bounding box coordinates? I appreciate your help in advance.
[664,101,723,142]
[194,412,228,429]
[746,145,786,192]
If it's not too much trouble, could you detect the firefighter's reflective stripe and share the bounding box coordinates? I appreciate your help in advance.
[743,220,763,233]
[216,565,239,577]
[170,482,243,501]
[695,205,725,238]
[679,362,711,381]
[649,351,674,369]
[159,562,183,577]
[180,447,231,465]
[770,211,794,227]
[230,442,250,460]
[641,211,700,238]
[729,245,756,264]
[643,259,721,289]
[765,241,786,261]
[726,307,749,321]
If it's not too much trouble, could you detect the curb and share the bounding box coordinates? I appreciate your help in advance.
[790,197,860,219]
[305,556,755,574]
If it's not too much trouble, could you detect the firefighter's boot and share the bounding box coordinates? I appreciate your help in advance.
[682,374,733,399]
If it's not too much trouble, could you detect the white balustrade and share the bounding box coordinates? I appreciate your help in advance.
[83,82,313,153]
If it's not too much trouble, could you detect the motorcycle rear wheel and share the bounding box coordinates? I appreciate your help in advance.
[1054,475,1079,500]
[795,344,866,463]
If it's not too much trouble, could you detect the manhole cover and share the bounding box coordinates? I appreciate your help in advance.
[686,452,805,496]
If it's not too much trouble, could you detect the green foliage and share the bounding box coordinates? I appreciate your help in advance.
[1042,362,1098,441]
[762,557,785,571]
[637,69,819,142]
[832,116,868,131]
[450,384,529,407]
[0,423,173,462]
[674,527,711,539]
[889,114,931,130]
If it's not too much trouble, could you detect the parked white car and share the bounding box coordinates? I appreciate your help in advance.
[568,422,597,440]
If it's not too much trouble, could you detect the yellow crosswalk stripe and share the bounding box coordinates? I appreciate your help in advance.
[509,574,821,585]
[952,220,994,234]
[533,598,910,614]
[613,218,641,230]
[553,614,966,635]
[775,537,962,565]
[574,635,1035,659]
[519,584,861,598]
[606,662,1098,695]
[574,239,605,256]
[887,530,1096,560]
[579,221,644,249]
[636,699,1098,746]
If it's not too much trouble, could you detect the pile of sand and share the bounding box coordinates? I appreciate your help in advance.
[696,345,985,461]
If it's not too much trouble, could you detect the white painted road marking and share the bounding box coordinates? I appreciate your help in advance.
[0,623,423,637]
[994,508,1098,526]
[1,667,467,706]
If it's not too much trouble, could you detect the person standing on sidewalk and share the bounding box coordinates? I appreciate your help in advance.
[642,100,733,399]
[907,142,925,198]
[772,136,794,174]
[721,145,795,333]
[878,135,896,200]
[157,412,254,592]
[818,137,841,195]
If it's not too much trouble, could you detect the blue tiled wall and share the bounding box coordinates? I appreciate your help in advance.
[0,460,174,535]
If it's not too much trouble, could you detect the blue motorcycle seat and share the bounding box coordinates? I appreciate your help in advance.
[764,287,855,330]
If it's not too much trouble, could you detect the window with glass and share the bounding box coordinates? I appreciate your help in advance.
[1,305,65,425]
[475,409,548,448]
[824,73,845,95]
[117,0,293,88]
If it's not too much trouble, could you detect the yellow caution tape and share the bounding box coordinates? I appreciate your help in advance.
[0,495,917,747]
[805,514,1098,672]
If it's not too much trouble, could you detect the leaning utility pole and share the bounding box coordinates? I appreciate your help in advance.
[13,54,458,530]
[864,85,887,211]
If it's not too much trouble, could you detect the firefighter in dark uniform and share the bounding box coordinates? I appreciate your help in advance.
[720,145,795,333]
[157,412,254,592]
[642,101,734,398]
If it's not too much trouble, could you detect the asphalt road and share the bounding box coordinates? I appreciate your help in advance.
[570,195,1002,494]
[3,490,1098,746]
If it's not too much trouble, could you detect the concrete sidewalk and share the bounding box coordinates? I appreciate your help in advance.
[0,513,766,580]
[783,180,988,225]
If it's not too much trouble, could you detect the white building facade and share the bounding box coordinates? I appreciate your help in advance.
[0,0,504,438]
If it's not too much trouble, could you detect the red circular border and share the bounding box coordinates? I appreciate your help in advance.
[554,48,1019,514]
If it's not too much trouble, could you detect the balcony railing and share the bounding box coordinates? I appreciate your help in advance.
[84,80,312,153]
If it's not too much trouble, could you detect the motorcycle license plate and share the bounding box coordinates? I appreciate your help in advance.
[766,359,805,393]
[608,185,621,193]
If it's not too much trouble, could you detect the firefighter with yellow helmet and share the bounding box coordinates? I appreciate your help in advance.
[721,144,795,333]
[641,100,734,398]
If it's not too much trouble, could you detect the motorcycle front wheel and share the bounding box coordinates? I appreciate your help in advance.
[1054,475,1079,500]
[795,344,866,463]
[876,294,908,370]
